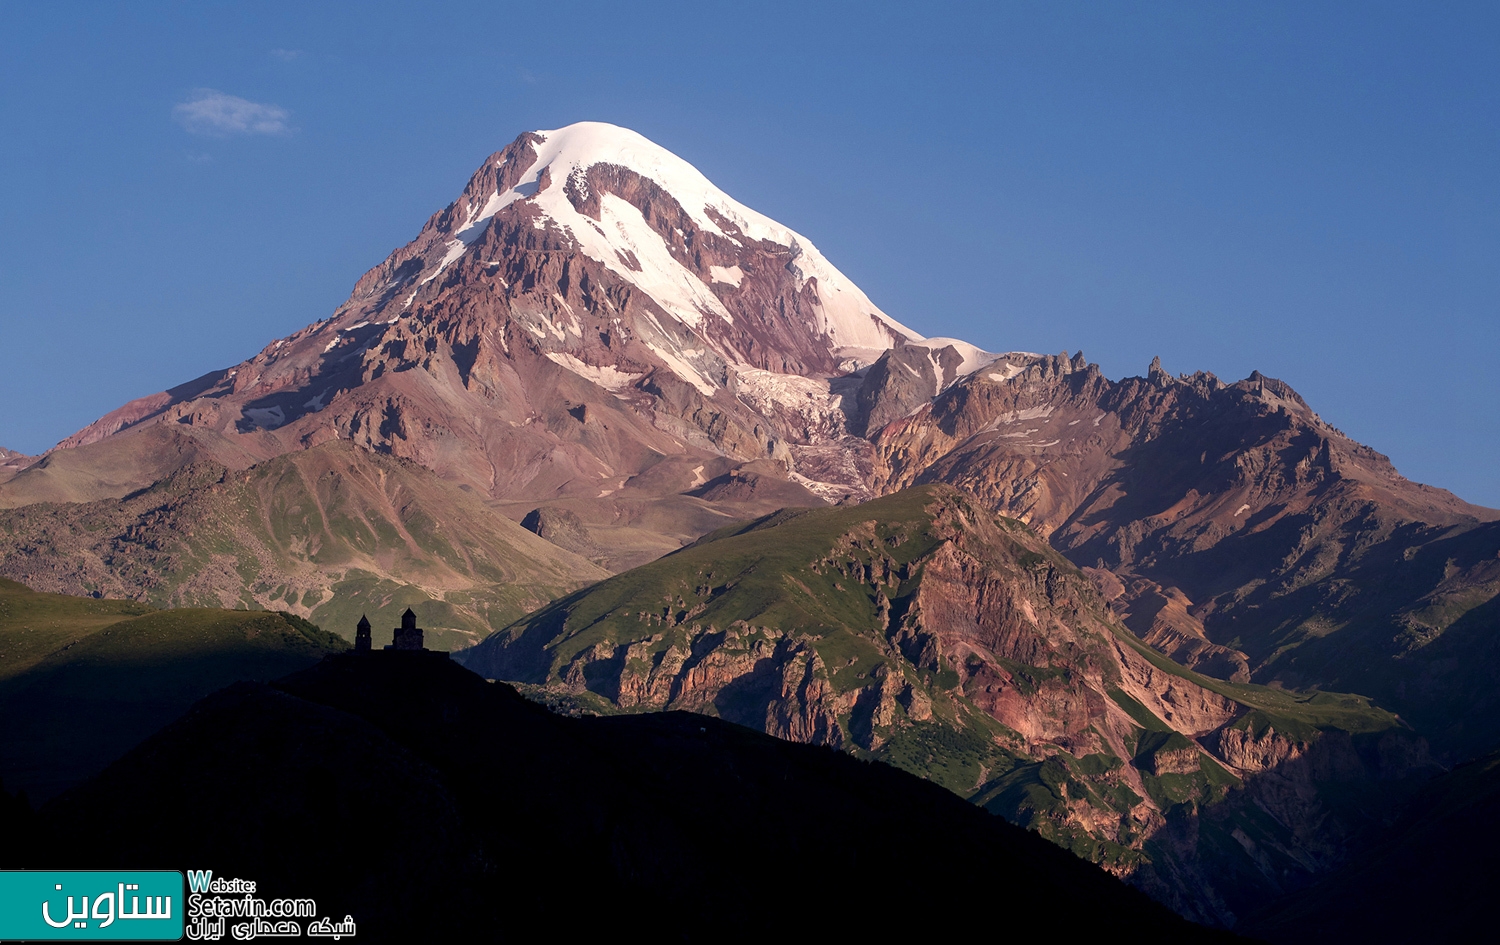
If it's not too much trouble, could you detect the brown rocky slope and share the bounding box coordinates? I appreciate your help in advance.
[0,441,607,650]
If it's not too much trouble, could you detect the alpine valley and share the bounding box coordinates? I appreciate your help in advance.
[3,123,1496,936]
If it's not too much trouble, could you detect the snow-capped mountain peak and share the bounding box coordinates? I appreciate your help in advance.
[45,122,963,504]
[428,122,920,363]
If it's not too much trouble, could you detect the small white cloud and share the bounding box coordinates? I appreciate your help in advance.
[269,48,302,61]
[174,89,290,136]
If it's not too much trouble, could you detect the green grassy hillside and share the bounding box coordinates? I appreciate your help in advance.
[0,604,346,802]
[0,577,151,681]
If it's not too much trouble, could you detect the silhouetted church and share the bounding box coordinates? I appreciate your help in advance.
[352,608,446,657]
[388,608,424,650]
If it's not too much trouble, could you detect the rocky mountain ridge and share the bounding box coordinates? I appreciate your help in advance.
[15,123,926,510]
[860,349,1500,756]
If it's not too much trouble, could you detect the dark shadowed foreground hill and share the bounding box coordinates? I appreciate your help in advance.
[0,589,347,802]
[13,653,1239,943]
[1241,750,1500,944]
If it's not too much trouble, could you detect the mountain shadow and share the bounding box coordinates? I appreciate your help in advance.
[24,652,1241,943]
[1241,749,1500,943]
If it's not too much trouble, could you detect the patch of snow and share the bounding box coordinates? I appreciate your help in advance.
[708,264,744,287]
[979,405,1055,435]
[1234,503,1251,517]
[689,464,707,488]
[243,406,286,429]
[303,391,328,411]
[735,368,850,442]
[985,362,1025,382]
[644,341,718,396]
[1000,405,1055,424]
[1067,419,1081,426]
[413,177,540,288]
[925,347,944,396]
[910,338,1004,377]
[544,352,643,392]
[551,293,584,336]
[736,367,840,408]
[787,471,851,503]
[1093,414,1105,426]
[835,346,888,370]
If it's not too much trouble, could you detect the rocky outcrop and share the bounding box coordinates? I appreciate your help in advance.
[852,340,965,436]
[521,506,602,561]
[766,646,846,748]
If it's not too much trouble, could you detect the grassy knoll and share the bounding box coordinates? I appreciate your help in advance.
[0,578,151,681]
[0,605,346,802]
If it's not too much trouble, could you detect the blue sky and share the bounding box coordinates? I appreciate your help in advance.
[2,1,1497,505]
